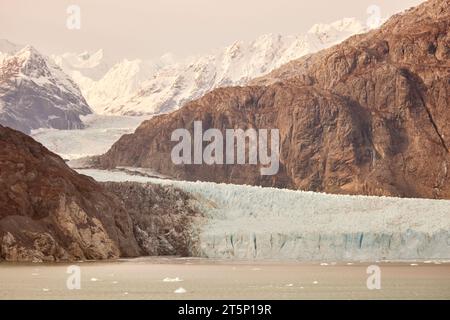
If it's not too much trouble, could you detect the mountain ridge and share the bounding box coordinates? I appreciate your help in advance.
[53,18,367,115]
[96,0,450,199]
[0,45,92,134]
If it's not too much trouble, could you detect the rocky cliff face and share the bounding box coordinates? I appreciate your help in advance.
[102,182,202,257]
[98,0,450,199]
[0,45,92,134]
[0,125,201,261]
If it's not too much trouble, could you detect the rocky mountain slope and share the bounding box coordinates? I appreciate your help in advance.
[97,0,450,199]
[53,19,366,115]
[0,125,201,262]
[102,182,202,257]
[0,45,92,134]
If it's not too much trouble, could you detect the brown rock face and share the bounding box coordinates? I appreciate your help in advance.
[0,124,203,261]
[0,124,141,261]
[98,0,450,199]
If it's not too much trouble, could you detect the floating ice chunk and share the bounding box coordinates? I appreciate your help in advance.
[320,263,328,266]
[163,277,183,282]
[313,281,319,285]
[90,277,99,282]
[410,263,418,266]
[286,284,293,287]
[174,287,187,294]
[42,288,49,292]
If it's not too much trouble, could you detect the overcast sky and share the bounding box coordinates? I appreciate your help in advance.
[0,0,424,60]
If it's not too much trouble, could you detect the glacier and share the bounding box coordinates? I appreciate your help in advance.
[76,169,450,261]
[32,114,150,160]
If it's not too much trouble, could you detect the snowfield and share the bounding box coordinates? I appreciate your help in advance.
[76,169,450,261]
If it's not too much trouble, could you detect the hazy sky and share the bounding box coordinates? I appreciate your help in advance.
[0,0,424,60]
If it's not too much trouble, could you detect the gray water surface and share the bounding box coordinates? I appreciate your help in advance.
[0,258,449,299]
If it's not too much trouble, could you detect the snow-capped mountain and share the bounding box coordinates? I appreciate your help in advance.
[52,50,173,114]
[53,18,367,116]
[0,44,92,134]
[51,49,113,81]
[67,59,162,114]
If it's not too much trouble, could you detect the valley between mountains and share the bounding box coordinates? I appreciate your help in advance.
[0,0,449,262]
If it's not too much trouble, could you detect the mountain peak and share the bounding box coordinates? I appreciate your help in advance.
[307,17,366,36]
[0,44,92,134]
[97,0,450,199]
[56,17,365,115]
[16,45,46,63]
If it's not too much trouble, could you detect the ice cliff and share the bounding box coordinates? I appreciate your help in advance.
[78,169,450,261]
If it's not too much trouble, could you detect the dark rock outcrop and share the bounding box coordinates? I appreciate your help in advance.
[97,0,450,199]
[102,182,202,257]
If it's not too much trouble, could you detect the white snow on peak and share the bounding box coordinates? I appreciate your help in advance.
[3,45,88,101]
[51,17,367,116]
[51,49,112,81]
[0,42,93,133]
[308,17,365,36]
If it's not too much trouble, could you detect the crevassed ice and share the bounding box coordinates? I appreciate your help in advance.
[77,169,450,261]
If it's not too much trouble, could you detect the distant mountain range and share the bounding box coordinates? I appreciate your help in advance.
[52,18,366,116]
[0,18,366,134]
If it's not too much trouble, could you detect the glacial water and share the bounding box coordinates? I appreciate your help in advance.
[0,258,449,299]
